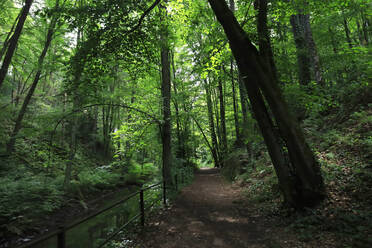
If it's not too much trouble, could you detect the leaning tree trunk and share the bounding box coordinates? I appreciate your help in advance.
[6,0,59,154]
[0,12,21,61]
[244,73,297,205]
[208,0,324,207]
[0,0,33,90]
[255,0,278,82]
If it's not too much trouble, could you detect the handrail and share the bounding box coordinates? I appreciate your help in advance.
[13,179,172,248]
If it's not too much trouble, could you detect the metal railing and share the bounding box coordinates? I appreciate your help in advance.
[13,176,182,248]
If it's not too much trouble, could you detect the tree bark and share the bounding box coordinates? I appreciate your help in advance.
[303,13,323,86]
[290,14,311,85]
[0,12,21,61]
[212,85,221,153]
[343,17,353,49]
[205,80,220,168]
[208,0,324,207]
[231,61,242,147]
[124,81,136,162]
[238,75,252,156]
[160,4,172,185]
[171,50,185,161]
[255,0,278,82]
[6,0,59,154]
[361,12,369,45]
[356,20,365,46]
[218,73,227,160]
[229,0,243,148]
[0,0,33,89]
[244,74,297,205]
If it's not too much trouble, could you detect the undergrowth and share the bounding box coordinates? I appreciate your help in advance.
[223,84,372,247]
[0,144,160,245]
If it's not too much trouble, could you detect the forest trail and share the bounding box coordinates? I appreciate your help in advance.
[132,168,276,248]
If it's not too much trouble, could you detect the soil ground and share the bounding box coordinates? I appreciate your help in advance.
[131,168,287,248]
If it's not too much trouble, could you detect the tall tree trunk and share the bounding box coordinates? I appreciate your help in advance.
[244,74,297,205]
[212,84,222,157]
[6,0,59,154]
[205,80,220,168]
[64,95,78,189]
[61,92,67,146]
[0,12,21,61]
[102,104,113,157]
[255,0,278,82]
[343,17,353,49]
[0,0,33,89]
[361,12,369,45]
[208,0,324,207]
[124,82,136,163]
[290,13,311,85]
[218,74,227,161]
[238,75,252,156]
[356,20,365,46]
[229,0,242,148]
[303,13,323,86]
[290,8,323,85]
[231,62,242,147]
[328,27,338,54]
[65,1,85,189]
[171,50,185,161]
[160,3,172,185]
[180,74,191,163]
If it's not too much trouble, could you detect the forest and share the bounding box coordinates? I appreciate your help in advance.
[0,0,371,247]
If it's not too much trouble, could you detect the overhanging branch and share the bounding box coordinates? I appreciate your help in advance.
[125,0,162,35]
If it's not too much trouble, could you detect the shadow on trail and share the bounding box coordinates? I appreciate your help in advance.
[135,167,276,248]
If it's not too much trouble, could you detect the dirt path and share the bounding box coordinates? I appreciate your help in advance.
[133,168,276,248]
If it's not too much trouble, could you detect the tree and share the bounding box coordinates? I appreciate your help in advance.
[0,0,33,90]
[160,2,172,185]
[6,0,61,154]
[289,2,323,86]
[217,69,227,160]
[204,79,220,167]
[207,0,324,207]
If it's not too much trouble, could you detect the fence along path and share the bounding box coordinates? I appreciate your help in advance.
[14,176,182,248]
[132,168,273,248]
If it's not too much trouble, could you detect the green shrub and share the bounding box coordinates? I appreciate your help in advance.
[282,83,332,120]
[76,168,121,193]
[0,175,64,233]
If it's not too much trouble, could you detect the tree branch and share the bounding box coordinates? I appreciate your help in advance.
[125,0,162,35]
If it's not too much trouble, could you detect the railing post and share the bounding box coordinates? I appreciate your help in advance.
[140,189,145,227]
[163,181,166,206]
[57,228,65,248]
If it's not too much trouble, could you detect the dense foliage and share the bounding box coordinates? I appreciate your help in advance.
[0,0,371,247]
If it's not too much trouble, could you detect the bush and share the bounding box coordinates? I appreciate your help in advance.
[0,175,64,235]
[75,168,121,193]
[283,83,337,120]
